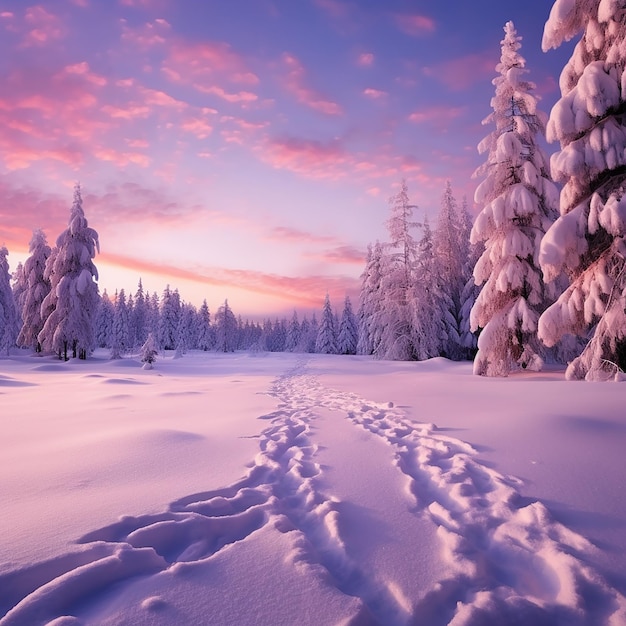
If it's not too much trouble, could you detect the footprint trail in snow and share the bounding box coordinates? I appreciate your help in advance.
[1,358,624,626]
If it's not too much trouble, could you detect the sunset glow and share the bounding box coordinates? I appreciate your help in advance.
[0,0,570,318]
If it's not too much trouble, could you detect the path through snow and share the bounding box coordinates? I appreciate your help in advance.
[1,358,624,625]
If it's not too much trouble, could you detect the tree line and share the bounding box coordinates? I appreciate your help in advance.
[2,6,626,380]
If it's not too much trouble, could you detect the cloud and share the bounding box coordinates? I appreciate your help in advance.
[423,52,496,91]
[266,226,336,244]
[260,135,348,179]
[22,5,66,46]
[394,13,436,36]
[280,53,342,115]
[100,250,359,309]
[357,52,374,67]
[317,245,366,265]
[363,88,387,100]
[408,105,466,129]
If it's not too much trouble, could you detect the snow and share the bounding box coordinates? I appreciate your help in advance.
[1,350,625,625]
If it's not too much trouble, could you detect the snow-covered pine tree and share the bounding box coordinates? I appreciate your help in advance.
[158,285,180,350]
[470,21,558,376]
[140,332,158,369]
[458,198,482,358]
[12,262,26,320]
[338,295,358,355]
[316,294,338,354]
[215,299,238,352]
[196,299,213,351]
[539,2,626,380]
[95,290,114,348]
[131,279,149,349]
[38,184,100,360]
[376,180,421,360]
[357,242,385,355]
[111,289,130,359]
[16,229,51,352]
[285,311,301,352]
[413,216,446,359]
[433,181,467,360]
[0,246,18,355]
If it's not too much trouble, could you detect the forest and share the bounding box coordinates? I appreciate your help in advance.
[2,14,626,382]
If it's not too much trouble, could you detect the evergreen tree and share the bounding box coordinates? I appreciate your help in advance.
[196,299,214,351]
[132,279,149,349]
[433,181,466,359]
[539,2,626,379]
[111,289,130,358]
[412,217,445,359]
[285,310,301,352]
[0,247,18,355]
[38,184,100,360]
[376,180,420,360]
[357,242,384,355]
[338,295,358,355]
[140,332,158,369]
[215,299,237,352]
[95,290,114,349]
[16,229,51,352]
[470,22,557,376]
[316,294,338,354]
[158,285,179,350]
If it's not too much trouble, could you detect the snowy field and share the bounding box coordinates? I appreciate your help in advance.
[1,350,625,626]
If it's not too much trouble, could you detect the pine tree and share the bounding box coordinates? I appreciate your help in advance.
[95,290,114,349]
[433,181,466,359]
[0,247,18,355]
[132,279,149,349]
[376,180,420,360]
[140,332,158,369]
[338,295,358,355]
[158,285,180,350]
[357,242,385,355]
[413,216,445,359]
[215,299,237,352]
[197,299,213,351]
[470,22,558,376]
[38,184,100,360]
[285,310,301,352]
[458,199,482,358]
[16,229,51,352]
[316,294,338,354]
[111,289,130,359]
[539,2,626,380]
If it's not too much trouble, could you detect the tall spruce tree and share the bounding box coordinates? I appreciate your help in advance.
[17,229,51,352]
[0,247,18,355]
[316,294,338,354]
[470,22,558,376]
[539,1,626,379]
[38,184,100,360]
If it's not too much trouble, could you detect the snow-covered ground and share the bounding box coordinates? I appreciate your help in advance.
[1,350,625,625]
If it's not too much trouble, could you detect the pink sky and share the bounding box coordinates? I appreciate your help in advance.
[0,1,571,319]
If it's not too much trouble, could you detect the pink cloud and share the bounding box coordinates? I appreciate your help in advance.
[22,5,65,46]
[267,226,335,245]
[180,117,213,139]
[260,135,347,179]
[281,53,342,115]
[120,18,171,48]
[424,52,496,91]
[63,62,108,87]
[363,88,387,100]
[195,85,258,104]
[92,148,151,167]
[357,52,374,67]
[408,105,466,128]
[312,0,350,20]
[164,40,259,86]
[317,245,366,265]
[394,13,436,36]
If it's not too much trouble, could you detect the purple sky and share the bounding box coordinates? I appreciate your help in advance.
[0,0,572,318]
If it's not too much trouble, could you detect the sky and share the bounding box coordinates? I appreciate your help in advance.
[0,0,574,319]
